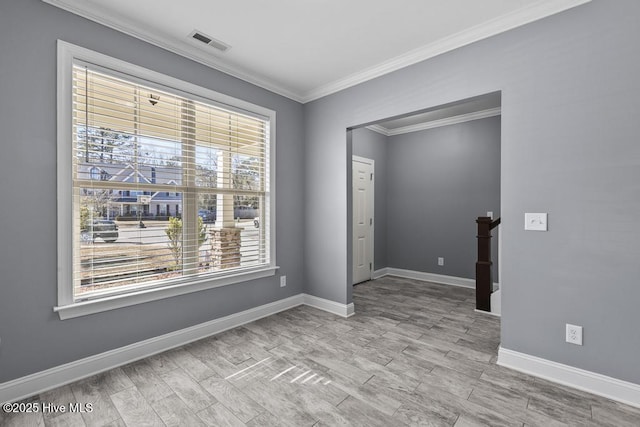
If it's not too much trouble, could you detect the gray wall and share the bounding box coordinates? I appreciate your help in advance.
[386,117,501,280]
[352,128,388,270]
[304,0,640,385]
[0,0,304,383]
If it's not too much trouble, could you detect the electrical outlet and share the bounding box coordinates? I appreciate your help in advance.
[566,324,583,345]
[437,257,444,266]
[487,211,493,219]
[280,276,286,287]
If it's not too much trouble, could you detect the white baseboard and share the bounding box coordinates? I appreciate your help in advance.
[474,309,501,318]
[382,268,475,289]
[303,294,355,318]
[372,268,388,279]
[0,292,354,404]
[498,347,640,409]
[490,289,501,316]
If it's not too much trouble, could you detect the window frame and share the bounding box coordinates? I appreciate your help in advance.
[55,41,277,320]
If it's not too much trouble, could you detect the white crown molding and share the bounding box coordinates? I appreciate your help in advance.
[302,0,592,102]
[498,347,640,409]
[43,0,591,104]
[42,0,304,102]
[381,107,502,137]
[365,125,391,137]
[388,107,502,135]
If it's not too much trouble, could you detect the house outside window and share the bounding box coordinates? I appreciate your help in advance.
[56,41,276,319]
[90,166,100,180]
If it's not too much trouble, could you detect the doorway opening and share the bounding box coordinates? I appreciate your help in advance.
[348,91,502,315]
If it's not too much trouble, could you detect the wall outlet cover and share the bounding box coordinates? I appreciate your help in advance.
[280,276,286,287]
[566,324,583,345]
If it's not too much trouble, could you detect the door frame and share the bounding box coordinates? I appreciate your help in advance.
[352,155,375,284]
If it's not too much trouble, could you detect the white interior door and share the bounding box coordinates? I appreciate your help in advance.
[352,157,374,285]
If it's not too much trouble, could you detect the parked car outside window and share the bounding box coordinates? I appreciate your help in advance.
[81,220,119,243]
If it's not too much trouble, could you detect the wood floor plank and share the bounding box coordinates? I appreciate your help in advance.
[196,403,246,427]
[330,376,403,416]
[165,347,217,382]
[97,419,126,427]
[110,388,164,427]
[419,365,478,399]
[335,395,406,427]
[18,276,639,426]
[150,393,206,427]
[245,410,298,427]
[44,411,86,427]
[159,368,216,412]
[146,352,179,375]
[0,410,45,427]
[100,368,135,395]
[69,375,121,427]
[121,360,174,404]
[199,376,265,422]
[591,401,640,427]
[39,385,77,424]
[239,376,317,426]
[393,401,457,427]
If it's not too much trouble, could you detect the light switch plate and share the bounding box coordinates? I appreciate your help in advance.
[525,213,547,231]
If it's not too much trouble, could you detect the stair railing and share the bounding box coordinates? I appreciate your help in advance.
[476,216,500,312]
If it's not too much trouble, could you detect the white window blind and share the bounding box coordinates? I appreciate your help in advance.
[71,64,271,301]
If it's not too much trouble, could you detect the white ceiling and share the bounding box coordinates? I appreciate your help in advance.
[44,0,590,103]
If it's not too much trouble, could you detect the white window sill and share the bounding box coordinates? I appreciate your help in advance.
[54,266,278,320]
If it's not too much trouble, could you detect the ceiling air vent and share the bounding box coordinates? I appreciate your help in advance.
[189,30,230,52]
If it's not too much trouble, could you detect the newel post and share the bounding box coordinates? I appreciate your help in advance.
[476,217,493,312]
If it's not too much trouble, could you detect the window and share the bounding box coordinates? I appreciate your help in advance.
[56,41,276,319]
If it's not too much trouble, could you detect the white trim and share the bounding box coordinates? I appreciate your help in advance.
[390,108,501,136]
[1,294,302,404]
[56,40,74,308]
[351,155,374,166]
[301,0,591,102]
[1,292,356,404]
[382,268,475,289]
[56,41,277,319]
[302,294,355,318]
[376,268,499,314]
[372,267,389,279]
[474,308,500,318]
[498,347,640,409]
[55,267,278,320]
[43,1,303,102]
[365,125,390,137]
[366,108,500,137]
[58,41,276,119]
[43,0,591,103]
[490,288,501,316]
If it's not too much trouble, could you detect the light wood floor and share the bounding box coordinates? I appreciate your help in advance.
[3,276,640,426]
